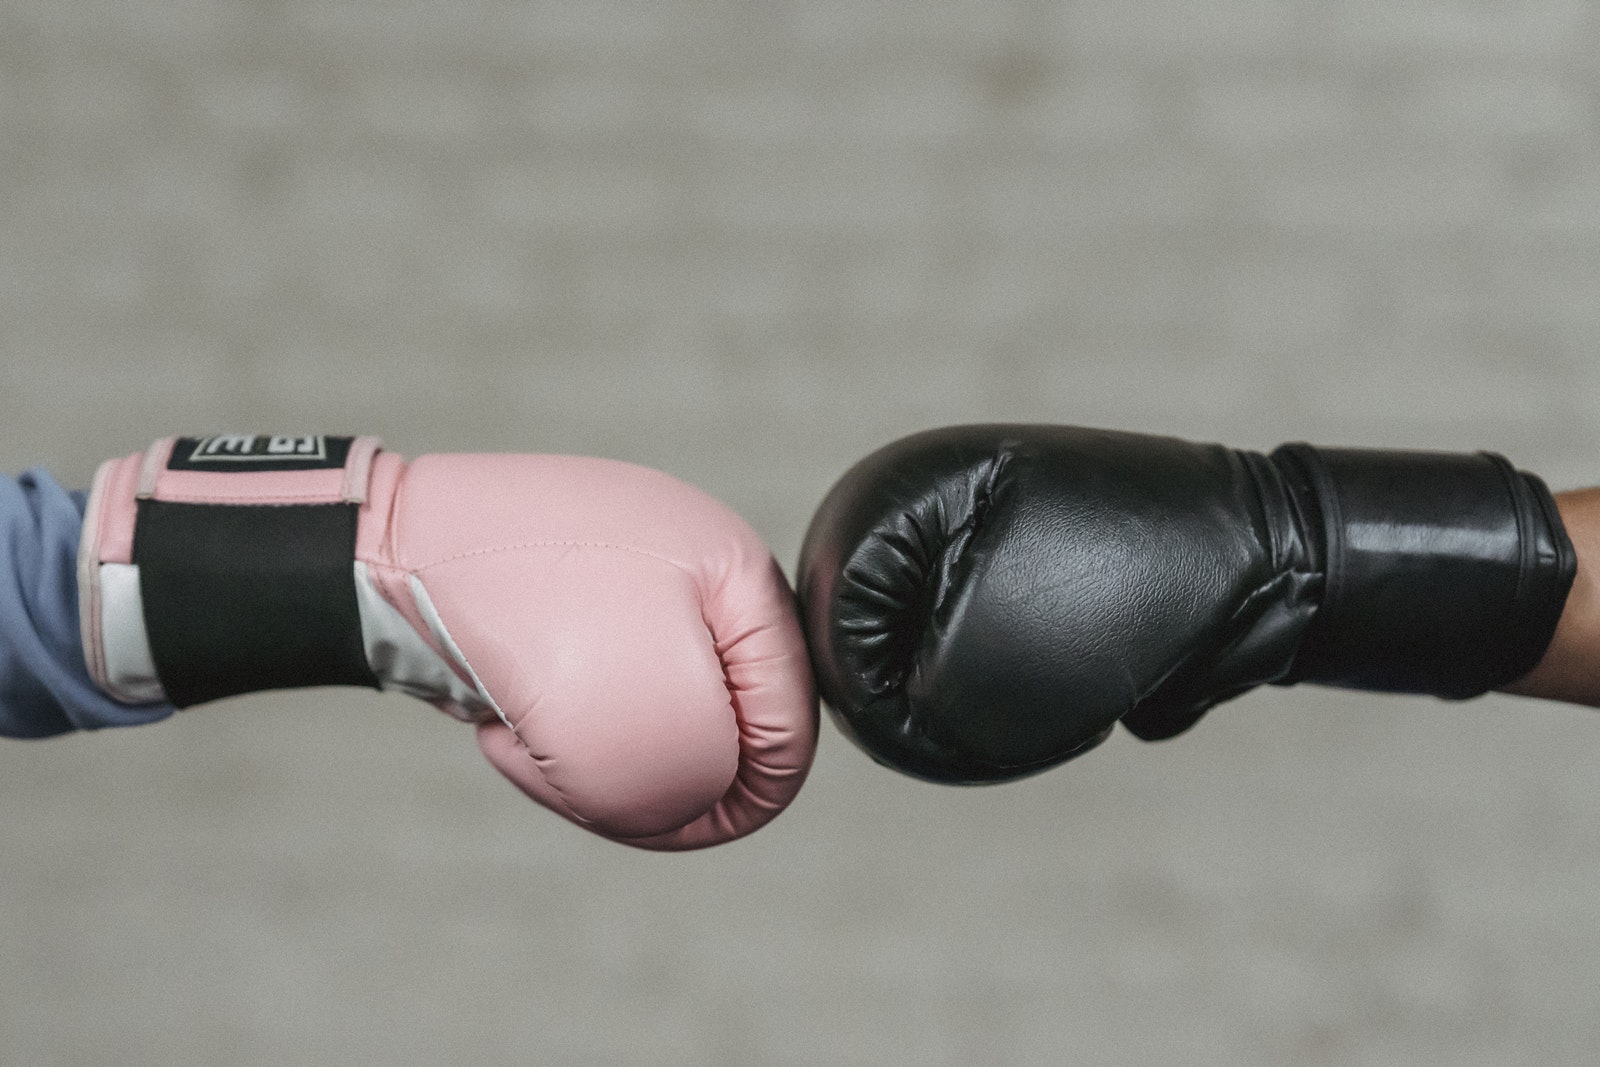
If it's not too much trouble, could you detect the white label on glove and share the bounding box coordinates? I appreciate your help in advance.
[189,435,327,462]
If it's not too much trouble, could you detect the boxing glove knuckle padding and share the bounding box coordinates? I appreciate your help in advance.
[797,424,1574,785]
[79,434,818,850]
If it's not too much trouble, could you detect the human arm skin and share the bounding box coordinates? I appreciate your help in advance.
[1501,489,1600,706]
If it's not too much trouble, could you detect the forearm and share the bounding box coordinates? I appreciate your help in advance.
[1500,488,1600,706]
[0,469,173,736]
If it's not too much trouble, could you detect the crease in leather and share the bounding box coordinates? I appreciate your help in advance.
[833,447,1022,777]
[1121,567,1321,741]
[838,448,1010,697]
[1121,448,1323,741]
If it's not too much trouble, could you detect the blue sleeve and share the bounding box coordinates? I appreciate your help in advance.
[0,469,175,737]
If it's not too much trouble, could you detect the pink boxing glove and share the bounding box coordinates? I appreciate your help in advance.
[77,435,817,850]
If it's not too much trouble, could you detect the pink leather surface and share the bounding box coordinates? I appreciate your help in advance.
[77,458,118,688]
[367,454,818,850]
[90,453,144,566]
[83,441,817,849]
[145,466,352,504]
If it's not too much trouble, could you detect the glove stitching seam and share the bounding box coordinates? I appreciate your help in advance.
[143,493,354,507]
[410,540,695,580]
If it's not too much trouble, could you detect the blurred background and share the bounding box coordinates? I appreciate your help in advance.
[2,1,1599,1063]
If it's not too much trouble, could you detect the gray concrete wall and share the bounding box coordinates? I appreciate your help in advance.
[2,2,1599,1063]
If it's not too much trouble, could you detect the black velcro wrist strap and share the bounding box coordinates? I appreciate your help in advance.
[133,500,378,708]
[126,434,385,708]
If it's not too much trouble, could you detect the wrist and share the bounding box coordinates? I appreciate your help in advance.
[1502,488,1600,705]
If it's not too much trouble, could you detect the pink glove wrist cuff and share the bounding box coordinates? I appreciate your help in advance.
[77,434,480,715]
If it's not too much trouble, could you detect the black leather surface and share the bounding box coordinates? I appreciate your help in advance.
[134,500,379,708]
[797,425,1575,785]
[1273,444,1574,697]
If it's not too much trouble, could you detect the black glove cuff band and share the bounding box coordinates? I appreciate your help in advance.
[1272,443,1575,698]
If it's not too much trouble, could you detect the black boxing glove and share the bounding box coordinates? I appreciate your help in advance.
[797,425,1575,784]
